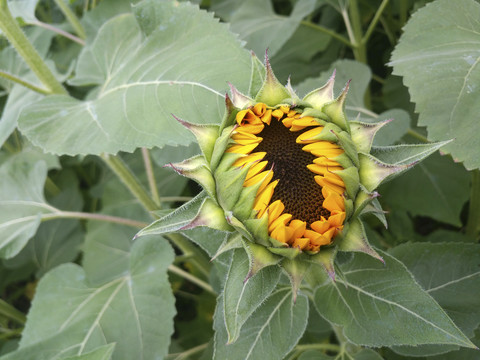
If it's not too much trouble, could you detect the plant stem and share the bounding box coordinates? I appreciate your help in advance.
[168,264,216,296]
[407,129,429,143]
[300,20,354,48]
[141,148,161,207]
[466,169,480,240]
[53,0,86,40]
[0,0,67,95]
[0,299,26,325]
[41,211,149,228]
[295,343,341,353]
[32,20,85,46]
[0,70,50,94]
[167,342,209,360]
[101,153,160,213]
[362,0,389,45]
[167,233,211,280]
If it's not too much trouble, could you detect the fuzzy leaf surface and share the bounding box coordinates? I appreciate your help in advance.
[390,0,480,170]
[18,1,251,155]
[380,152,470,226]
[229,0,317,57]
[313,251,474,348]
[5,236,175,360]
[389,242,480,356]
[214,289,308,360]
[223,249,282,343]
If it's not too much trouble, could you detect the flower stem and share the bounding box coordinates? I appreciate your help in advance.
[0,70,50,94]
[166,343,209,360]
[0,0,67,95]
[300,20,354,48]
[295,343,341,353]
[0,299,26,325]
[53,0,86,40]
[41,211,149,228]
[362,0,390,45]
[141,148,161,207]
[32,20,85,45]
[101,154,160,213]
[168,265,216,296]
[466,169,480,240]
[167,233,211,279]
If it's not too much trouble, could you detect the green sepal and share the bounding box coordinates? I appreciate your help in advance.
[211,232,243,261]
[228,83,254,110]
[214,153,248,211]
[254,53,290,106]
[302,70,335,110]
[285,77,301,105]
[210,125,236,171]
[358,153,413,192]
[225,212,255,243]
[182,197,234,232]
[338,219,384,263]
[333,130,359,167]
[307,247,337,281]
[332,166,359,200]
[352,186,380,219]
[244,213,270,247]
[360,198,388,228]
[281,257,311,302]
[268,236,289,248]
[242,239,282,280]
[300,108,330,122]
[321,81,351,132]
[232,172,269,221]
[166,155,216,199]
[219,94,240,132]
[173,115,220,163]
[350,119,392,153]
[344,198,354,220]
[306,122,341,143]
[268,246,301,259]
[248,51,266,97]
[331,153,354,170]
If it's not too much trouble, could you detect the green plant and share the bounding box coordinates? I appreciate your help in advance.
[0,0,479,359]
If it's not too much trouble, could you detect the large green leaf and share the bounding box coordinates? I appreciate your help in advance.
[18,1,252,155]
[389,242,480,356]
[223,249,281,343]
[313,250,474,348]
[62,344,115,360]
[1,236,175,360]
[380,152,470,226]
[296,60,410,145]
[390,0,480,170]
[214,289,308,360]
[229,0,317,57]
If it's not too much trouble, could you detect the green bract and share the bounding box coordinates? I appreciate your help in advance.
[136,54,449,291]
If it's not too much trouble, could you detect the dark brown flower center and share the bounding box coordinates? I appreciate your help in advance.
[254,117,330,225]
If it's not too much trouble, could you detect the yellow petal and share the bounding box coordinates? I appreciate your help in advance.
[261,109,272,125]
[292,237,309,250]
[302,141,344,157]
[245,161,268,181]
[315,175,345,194]
[289,219,306,239]
[256,170,274,194]
[253,180,278,218]
[313,157,341,167]
[307,163,343,176]
[266,200,285,225]
[268,213,292,232]
[240,123,264,135]
[309,233,331,246]
[272,109,284,119]
[253,103,267,116]
[290,116,319,131]
[271,225,294,243]
[280,106,290,114]
[226,142,259,154]
[310,218,330,234]
[244,168,271,187]
[328,211,346,227]
[282,117,294,128]
[233,152,266,168]
[322,189,345,211]
[295,127,324,144]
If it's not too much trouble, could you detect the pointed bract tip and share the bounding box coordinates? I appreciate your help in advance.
[327,269,336,282]
[164,162,183,175]
[330,69,337,82]
[171,113,191,129]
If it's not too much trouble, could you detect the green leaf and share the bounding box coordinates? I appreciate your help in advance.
[229,0,317,57]
[371,141,452,166]
[8,236,175,360]
[389,242,480,357]
[3,0,39,26]
[214,289,308,360]
[380,152,471,226]
[390,0,480,170]
[296,60,410,144]
[61,344,116,360]
[18,1,252,155]
[297,350,334,360]
[223,249,281,343]
[313,250,475,348]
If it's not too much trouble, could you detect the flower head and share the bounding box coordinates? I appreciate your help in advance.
[138,54,449,289]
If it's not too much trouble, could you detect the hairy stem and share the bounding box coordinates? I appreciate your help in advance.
[32,20,85,45]
[466,169,480,240]
[300,20,354,48]
[101,154,160,213]
[141,148,161,206]
[53,0,86,40]
[0,0,67,95]
[362,0,390,45]
[41,211,149,228]
[167,343,209,360]
[168,265,216,296]
[0,70,50,94]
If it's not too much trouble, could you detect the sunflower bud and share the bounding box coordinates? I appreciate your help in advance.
[137,55,449,289]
